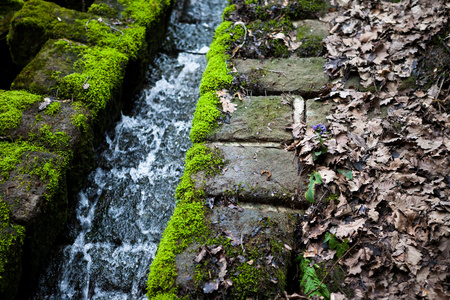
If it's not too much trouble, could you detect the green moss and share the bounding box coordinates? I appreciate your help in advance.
[43,101,61,116]
[0,198,25,293]
[189,21,243,143]
[0,143,37,181]
[84,18,146,60]
[296,36,323,57]
[29,124,71,151]
[287,0,328,19]
[147,200,208,298]
[175,143,224,202]
[147,144,224,298]
[0,90,42,135]
[119,0,171,28]
[189,92,221,143]
[8,0,155,66]
[87,3,119,18]
[233,262,265,296]
[58,46,128,115]
[71,112,89,133]
[222,4,235,20]
[399,75,418,91]
[0,141,67,193]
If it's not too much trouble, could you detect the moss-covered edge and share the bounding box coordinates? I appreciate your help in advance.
[146,144,224,298]
[146,8,244,299]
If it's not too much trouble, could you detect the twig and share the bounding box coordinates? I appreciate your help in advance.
[306,240,360,297]
[6,185,16,196]
[231,21,247,58]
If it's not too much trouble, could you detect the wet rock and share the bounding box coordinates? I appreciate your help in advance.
[208,96,293,143]
[232,57,329,96]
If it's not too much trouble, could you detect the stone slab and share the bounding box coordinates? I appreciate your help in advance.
[195,143,306,207]
[175,202,299,298]
[232,57,328,96]
[207,96,293,143]
[305,98,335,127]
[293,19,330,39]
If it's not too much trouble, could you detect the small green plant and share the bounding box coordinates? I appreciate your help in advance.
[324,232,349,259]
[312,123,329,160]
[296,254,330,299]
[305,171,322,203]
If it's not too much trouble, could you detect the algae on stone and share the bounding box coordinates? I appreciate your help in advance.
[0,90,42,136]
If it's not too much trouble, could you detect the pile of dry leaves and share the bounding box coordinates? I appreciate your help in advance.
[291,0,449,298]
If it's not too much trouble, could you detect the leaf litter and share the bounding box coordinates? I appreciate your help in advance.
[289,0,449,298]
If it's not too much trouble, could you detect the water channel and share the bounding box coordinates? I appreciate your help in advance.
[33,0,227,298]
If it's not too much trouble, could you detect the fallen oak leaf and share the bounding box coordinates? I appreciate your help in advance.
[336,218,365,240]
[217,89,237,114]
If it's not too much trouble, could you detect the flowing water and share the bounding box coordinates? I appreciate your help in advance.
[33,1,226,299]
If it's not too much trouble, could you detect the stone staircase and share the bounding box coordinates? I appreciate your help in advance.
[147,0,335,298]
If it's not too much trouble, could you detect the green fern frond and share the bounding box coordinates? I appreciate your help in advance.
[298,255,330,299]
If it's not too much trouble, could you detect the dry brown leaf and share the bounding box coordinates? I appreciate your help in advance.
[217,90,237,114]
[336,218,365,239]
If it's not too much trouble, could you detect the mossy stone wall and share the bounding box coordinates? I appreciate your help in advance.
[0,0,173,299]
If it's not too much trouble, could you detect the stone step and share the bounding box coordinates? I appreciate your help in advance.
[207,96,294,143]
[232,57,329,96]
[195,143,306,207]
[175,202,300,298]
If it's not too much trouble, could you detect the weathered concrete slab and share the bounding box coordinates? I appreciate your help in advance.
[207,96,293,143]
[305,98,335,127]
[175,202,300,298]
[195,143,306,207]
[232,57,328,96]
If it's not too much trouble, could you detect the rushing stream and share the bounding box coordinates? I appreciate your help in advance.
[33,1,226,299]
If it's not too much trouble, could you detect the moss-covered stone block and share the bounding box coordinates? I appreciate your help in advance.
[195,143,306,207]
[228,0,329,22]
[176,203,300,299]
[11,39,84,95]
[0,141,68,300]
[233,57,329,96]
[7,0,160,66]
[2,0,173,298]
[207,96,294,143]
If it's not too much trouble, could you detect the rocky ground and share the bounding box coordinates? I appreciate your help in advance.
[149,0,449,299]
